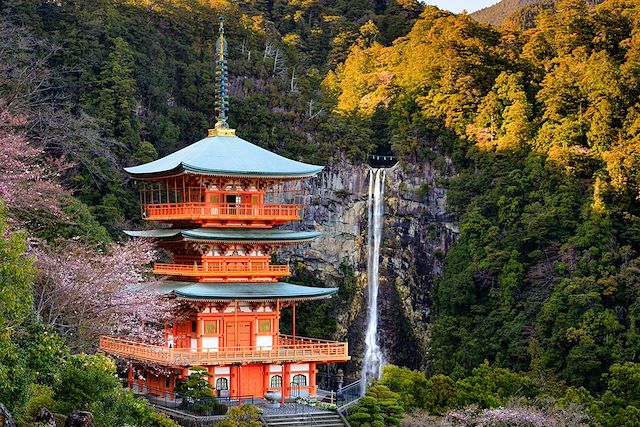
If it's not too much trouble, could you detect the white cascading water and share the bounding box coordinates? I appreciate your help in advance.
[361,168,386,394]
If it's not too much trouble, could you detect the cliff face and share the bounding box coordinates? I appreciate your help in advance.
[283,159,459,373]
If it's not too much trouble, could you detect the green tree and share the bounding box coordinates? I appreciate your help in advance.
[216,404,262,427]
[348,384,403,427]
[0,205,35,413]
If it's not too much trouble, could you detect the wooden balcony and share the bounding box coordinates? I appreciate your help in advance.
[154,261,291,281]
[142,202,301,225]
[99,335,350,366]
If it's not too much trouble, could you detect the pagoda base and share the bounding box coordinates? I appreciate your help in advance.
[128,361,320,402]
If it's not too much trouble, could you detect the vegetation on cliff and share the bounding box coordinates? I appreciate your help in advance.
[326,0,640,395]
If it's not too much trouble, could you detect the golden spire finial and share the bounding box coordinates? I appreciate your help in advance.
[209,15,235,137]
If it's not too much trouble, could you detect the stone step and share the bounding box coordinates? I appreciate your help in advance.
[264,414,339,420]
[263,412,345,427]
[264,416,340,422]
[265,422,344,427]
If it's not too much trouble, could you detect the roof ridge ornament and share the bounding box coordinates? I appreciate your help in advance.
[209,15,236,137]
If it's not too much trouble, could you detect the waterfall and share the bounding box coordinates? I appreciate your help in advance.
[361,168,386,394]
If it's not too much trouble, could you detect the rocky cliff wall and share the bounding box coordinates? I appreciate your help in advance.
[283,159,459,372]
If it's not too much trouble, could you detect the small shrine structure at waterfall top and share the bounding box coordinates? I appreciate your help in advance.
[99,17,350,402]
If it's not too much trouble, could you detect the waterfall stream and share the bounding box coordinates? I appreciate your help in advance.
[361,168,386,394]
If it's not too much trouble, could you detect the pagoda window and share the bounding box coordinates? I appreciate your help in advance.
[191,321,197,333]
[225,194,239,204]
[270,375,282,388]
[204,321,217,335]
[215,377,229,391]
[258,319,271,333]
[292,374,307,386]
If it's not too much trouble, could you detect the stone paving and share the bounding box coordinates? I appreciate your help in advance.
[255,400,331,416]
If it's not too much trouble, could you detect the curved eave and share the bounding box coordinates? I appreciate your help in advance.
[124,229,322,244]
[181,237,319,245]
[159,281,337,302]
[125,163,324,180]
[123,135,324,180]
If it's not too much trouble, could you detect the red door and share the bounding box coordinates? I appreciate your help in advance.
[226,321,251,348]
[240,364,264,398]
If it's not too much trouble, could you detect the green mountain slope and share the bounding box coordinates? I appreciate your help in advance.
[471,0,540,26]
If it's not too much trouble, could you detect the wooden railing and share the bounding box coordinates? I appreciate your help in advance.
[100,335,350,366]
[154,262,291,278]
[142,202,301,222]
[279,334,342,346]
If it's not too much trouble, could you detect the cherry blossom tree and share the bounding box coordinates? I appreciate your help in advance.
[0,102,68,221]
[30,237,176,352]
[439,402,589,427]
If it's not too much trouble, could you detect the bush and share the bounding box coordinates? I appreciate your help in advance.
[381,365,429,410]
[52,354,178,426]
[347,384,403,427]
[16,384,57,426]
[53,354,120,415]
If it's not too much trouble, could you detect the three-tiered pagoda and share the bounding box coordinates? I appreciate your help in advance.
[99,17,349,402]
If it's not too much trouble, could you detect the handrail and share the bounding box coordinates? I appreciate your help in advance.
[143,202,302,221]
[337,379,364,413]
[154,262,290,276]
[279,334,343,345]
[100,335,350,366]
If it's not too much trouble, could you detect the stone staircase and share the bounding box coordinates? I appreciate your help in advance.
[262,411,346,427]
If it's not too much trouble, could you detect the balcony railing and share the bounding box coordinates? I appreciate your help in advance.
[142,202,301,224]
[100,335,350,366]
[154,262,291,279]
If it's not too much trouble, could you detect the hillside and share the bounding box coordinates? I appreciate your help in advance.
[472,0,606,27]
[470,0,539,26]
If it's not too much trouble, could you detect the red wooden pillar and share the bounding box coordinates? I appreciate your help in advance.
[127,365,133,390]
[208,366,215,389]
[234,300,239,347]
[292,303,296,346]
[168,373,175,400]
[283,363,290,401]
[280,364,286,404]
[309,362,316,397]
[196,313,202,350]
[262,365,269,396]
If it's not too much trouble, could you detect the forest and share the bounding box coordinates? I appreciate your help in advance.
[1,0,640,425]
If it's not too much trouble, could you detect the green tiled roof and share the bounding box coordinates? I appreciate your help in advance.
[156,281,337,302]
[124,135,324,179]
[124,228,321,243]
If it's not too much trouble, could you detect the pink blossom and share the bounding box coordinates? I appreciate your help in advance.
[31,237,176,351]
[0,100,68,219]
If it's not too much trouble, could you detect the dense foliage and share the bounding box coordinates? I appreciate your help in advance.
[347,384,403,427]
[379,363,640,426]
[323,0,640,396]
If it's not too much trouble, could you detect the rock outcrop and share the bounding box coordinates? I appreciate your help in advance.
[0,403,16,427]
[64,412,93,427]
[36,408,56,426]
[284,158,458,373]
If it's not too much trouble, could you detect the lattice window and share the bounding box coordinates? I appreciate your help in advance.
[216,377,229,390]
[292,374,307,386]
[270,375,282,388]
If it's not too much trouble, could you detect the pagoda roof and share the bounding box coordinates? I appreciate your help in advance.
[157,281,337,302]
[124,135,324,179]
[124,228,321,244]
